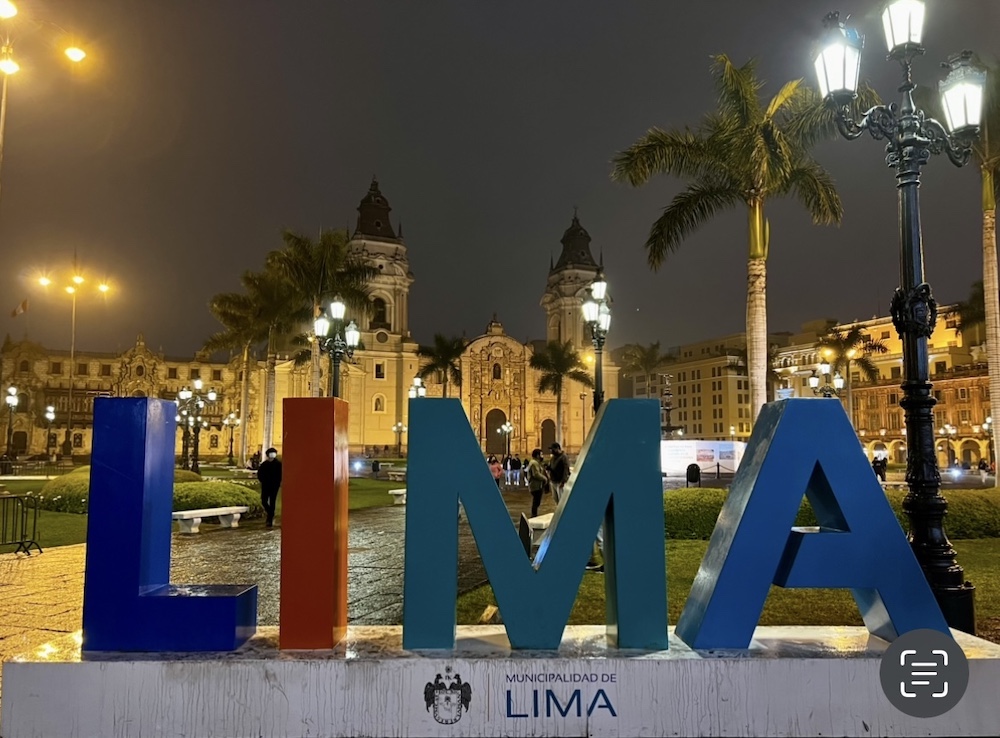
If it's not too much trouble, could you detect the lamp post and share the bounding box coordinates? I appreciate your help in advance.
[983,416,994,466]
[730,424,736,442]
[581,271,611,413]
[314,295,360,399]
[812,1,984,631]
[44,404,54,459]
[498,421,514,456]
[223,412,240,467]
[392,421,407,457]
[176,379,218,475]
[408,377,427,399]
[4,385,16,457]
[0,4,87,213]
[38,264,111,458]
[938,423,958,466]
[808,360,845,398]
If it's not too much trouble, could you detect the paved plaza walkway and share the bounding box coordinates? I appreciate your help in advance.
[0,486,558,703]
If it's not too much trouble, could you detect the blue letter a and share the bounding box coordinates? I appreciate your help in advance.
[402,398,666,650]
[675,398,948,649]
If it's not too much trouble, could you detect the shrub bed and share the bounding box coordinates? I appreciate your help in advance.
[68,466,202,483]
[33,477,259,517]
[665,487,1000,540]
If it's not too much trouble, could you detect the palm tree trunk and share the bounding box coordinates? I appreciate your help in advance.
[746,200,768,423]
[982,168,1000,468]
[845,358,854,427]
[556,388,563,446]
[746,257,768,422]
[310,300,322,397]
[443,375,448,399]
[239,342,251,466]
[262,328,277,452]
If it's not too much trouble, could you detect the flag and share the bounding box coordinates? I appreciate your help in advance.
[10,299,27,318]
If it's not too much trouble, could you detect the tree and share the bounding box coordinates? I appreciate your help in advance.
[416,334,465,398]
[529,340,594,445]
[620,342,669,393]
[612,54,877,425]
[815,326,888,427]
[266,228,378,397]
[203,291,267,466]
[954,280,988,346]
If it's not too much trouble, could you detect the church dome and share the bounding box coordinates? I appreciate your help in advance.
[552,213,598,272]
[353,178,400,242]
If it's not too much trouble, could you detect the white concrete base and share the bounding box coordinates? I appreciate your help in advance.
[389,488,407,504]
[4,626,1000,737]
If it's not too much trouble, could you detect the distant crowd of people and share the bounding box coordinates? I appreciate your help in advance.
[485,443,571,518]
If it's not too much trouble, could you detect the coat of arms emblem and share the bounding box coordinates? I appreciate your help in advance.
[423,666,472,725]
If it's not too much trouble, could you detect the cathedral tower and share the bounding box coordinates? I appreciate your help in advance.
[540,212,603,352]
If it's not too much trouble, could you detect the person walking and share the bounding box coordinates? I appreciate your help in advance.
[979,457,990,484]
[257,446,282,528]
[547,443,570,504]
[525,449,548,517]
[511,454,523,486]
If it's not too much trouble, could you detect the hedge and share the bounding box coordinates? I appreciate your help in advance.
[665,487,1000,540]
[68,466,202,483]
[33,477,261,517]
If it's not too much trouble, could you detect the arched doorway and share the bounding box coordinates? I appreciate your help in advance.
[12,431,27,455]
[485,408,507,455]
[873,442,887,460]
[540,419,556,451]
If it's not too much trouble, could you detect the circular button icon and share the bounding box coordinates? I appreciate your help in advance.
[879,628,969,718]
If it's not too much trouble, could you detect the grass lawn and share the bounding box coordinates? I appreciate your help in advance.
[0,477,400,551]
[456,539,1000,635]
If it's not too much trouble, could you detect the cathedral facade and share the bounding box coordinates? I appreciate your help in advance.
[0,181,617,460]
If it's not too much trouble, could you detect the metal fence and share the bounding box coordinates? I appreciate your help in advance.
[0,494,42,554]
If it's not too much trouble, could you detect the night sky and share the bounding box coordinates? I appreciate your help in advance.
[1,1,997,359]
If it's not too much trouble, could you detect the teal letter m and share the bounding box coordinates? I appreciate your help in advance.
[402,398,667,650]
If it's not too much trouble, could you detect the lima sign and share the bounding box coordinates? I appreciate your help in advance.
[80,397,948,653]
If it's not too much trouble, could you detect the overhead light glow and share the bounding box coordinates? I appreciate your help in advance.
[0,56,19,75]
[0,2,17,20]
[64,47,86,63]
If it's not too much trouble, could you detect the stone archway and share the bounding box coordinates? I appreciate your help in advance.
[540,419,556,451]
[485,408,507,456]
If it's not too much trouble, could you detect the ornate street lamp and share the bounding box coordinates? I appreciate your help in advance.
[44,405,55,459]
[176,379,218,474]
[808,360,845,398]
[392,421,407,457]
[222,412,240,467]
[812,1,984,631]
[983,416,994,466]
[938,423,958,466]
[4,385,17,457]
[498,421,514,456]
[314,295,360,399]
[581,271,611,413]
[408,377,427,399]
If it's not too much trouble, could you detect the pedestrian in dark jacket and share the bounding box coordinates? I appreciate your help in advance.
[257,447,282,527]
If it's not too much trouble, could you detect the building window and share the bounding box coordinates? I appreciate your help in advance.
[51,362,62,375]
[210,434,220,449]
[960,410,971,423]
[891,366,901,379]
[881,331,890,339]
[493,363,502,380]
[373,395,385,413]
[935,361,947,375]
[101,364,112,377]
[212,369,222,381]
[889,392,898,405]
[959,387,969,400]
[889,412,901,429]
[371,297,389,329]
[168,367,178,379]
[375,362,385,380]
[18,360,29,373]
[135,365,145,377]
[191,368,201,380]
[77,363,89,376]
[73,432,83,449]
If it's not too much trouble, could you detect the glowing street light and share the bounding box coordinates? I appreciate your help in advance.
[0,2,17,20]
[64,47,85,63]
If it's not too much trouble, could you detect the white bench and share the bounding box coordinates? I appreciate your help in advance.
[388,488,407,505]
[526,513,553,546]
[172,506,249,534]
[386,469,407,482]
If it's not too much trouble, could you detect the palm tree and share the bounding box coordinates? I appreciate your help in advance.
[203,292,267,466]
[266,228,378,397]
[612,54,878,425]
[416,334,465,398]
[620,341,669,394]
[243,268,307,452]
[729,344,781,402]
[529,340,594,445]
[954,280,988,346]
[815,327,888,427]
